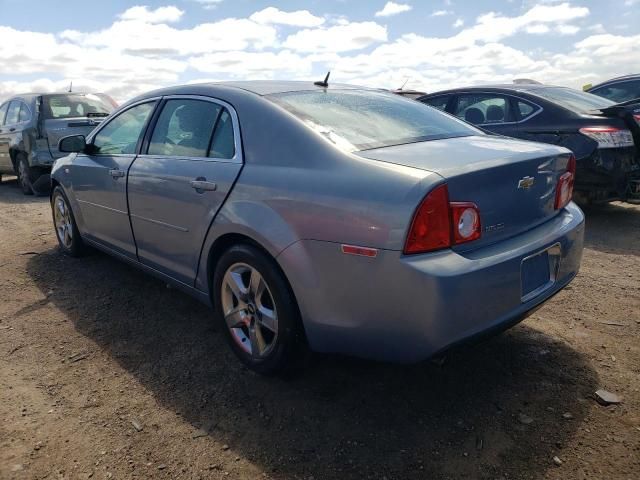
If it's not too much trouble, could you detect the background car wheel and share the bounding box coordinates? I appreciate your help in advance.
[16,155,36,195]
[213,244,308,375]
[51,186,85,257]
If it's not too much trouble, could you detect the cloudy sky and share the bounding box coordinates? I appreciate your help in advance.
[0,0,638,103]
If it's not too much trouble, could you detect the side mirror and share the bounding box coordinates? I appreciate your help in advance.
[58,135,86,153]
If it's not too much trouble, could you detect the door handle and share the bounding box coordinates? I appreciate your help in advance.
[190,179,217,193]
[109,168,125,178]
[9,128,16,132]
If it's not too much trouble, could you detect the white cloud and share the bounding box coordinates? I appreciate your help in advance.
[250,7,325,27]
[189,50,312,77]
[61,18,278,56]
[119,6,184,24]
[556,24,580,35]
[526,24,550,34]
[283,22,388,53]
[0,1,637,106]
[375,2,412,17]
[431,10,453,17]
[193,0,224,10]
[453,18,464,28]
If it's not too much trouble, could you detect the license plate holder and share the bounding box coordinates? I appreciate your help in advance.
[521,243,561,302]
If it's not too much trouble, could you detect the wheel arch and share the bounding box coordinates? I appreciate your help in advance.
[204,231,309,342]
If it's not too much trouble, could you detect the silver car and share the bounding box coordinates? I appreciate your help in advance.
[0,92,116,194]
[51,81,585,374]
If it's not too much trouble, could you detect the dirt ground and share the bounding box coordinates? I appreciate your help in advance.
[0,175,638,480]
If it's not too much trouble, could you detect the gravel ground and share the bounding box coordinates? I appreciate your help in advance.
[0,176,638,480]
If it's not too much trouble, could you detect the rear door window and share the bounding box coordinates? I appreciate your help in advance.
[0,103,8,125]
[454,94,511,125]
[5,101,21,125]
[148,99,235,159]
[149,99,222,158]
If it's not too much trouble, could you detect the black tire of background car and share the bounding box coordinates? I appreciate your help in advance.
[51,186,86,257]
[213,244,309,375]
[16,154,37,195]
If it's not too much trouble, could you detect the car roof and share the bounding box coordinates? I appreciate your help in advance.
[204,80,368,96]
[588,74,640,89]
[425,84,570,96]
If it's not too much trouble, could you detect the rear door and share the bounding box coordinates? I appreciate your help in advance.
[72,100,157,257]
[0,102,11,172]
[127,95,243,285]
[452,92,520,138]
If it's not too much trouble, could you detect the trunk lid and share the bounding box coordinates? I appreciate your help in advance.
[358,135,572,250]
[44,115,107,159]
[589,99,640,154]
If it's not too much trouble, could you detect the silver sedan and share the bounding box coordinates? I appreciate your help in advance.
[51,81,584,374]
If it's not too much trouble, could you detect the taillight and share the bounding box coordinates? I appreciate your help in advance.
[451,203,481,243]
[404,184,481,255]
[579,126,634,148]
[634,114,640,127]
[554,154,576,210]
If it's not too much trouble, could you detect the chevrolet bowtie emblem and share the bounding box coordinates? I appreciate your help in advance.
[518,176,535,189]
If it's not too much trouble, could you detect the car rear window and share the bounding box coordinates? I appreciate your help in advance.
[44,94,115,120]
[268,89,480,151]
[529,87,615,114]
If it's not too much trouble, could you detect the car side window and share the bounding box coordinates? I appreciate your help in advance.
[92,102,155,155]
[516,100,540,121]
[149,99,222,158]
[209,109,235,159]
[0,103,8,125]
[454,94,510,125]
[590,80,640,103]
[423,95,451,111]
[5,101,21,125]
[18,102,31,123]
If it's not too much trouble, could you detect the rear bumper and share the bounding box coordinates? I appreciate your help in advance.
[575,147,640,202]
[278,202,585,363]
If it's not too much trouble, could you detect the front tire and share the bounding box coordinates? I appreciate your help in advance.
[51,186,85,257]
[213,244,307,375]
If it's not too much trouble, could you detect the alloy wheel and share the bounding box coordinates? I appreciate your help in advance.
[221,262,278,358]
[53,195,73,249]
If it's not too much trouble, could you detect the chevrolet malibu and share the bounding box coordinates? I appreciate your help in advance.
[51,81,585,374]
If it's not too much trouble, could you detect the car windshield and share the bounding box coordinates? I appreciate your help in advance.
[529,87,616,113]
[44,94,115,120]
[268,89,480,151]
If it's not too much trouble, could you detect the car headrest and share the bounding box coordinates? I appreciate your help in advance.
[486,105,505,122]
[465,107,485,124]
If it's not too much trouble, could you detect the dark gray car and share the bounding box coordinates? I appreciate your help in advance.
[0,93,116,194]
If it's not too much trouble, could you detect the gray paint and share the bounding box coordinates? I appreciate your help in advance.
[52,81,585,363]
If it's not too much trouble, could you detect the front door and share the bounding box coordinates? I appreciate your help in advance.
[72,101,156,257]
[128,96,243,285]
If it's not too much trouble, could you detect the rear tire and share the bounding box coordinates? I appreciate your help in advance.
[16,155,35,195]
[51,186,85,257]
[213,244,308,375]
